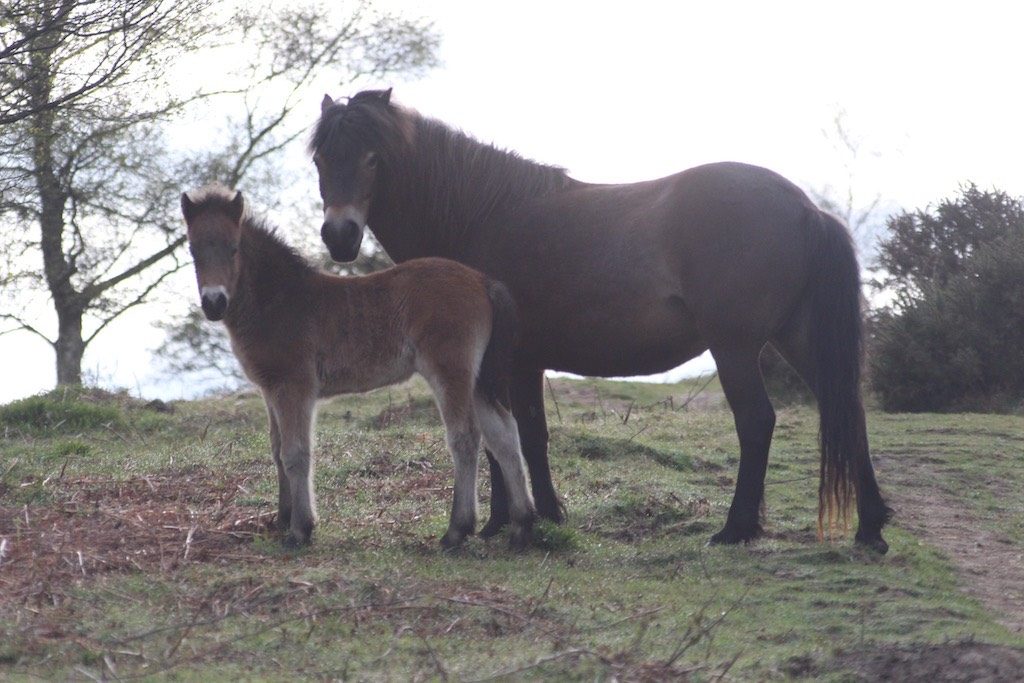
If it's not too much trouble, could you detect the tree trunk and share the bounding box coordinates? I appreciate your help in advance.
[55,308,84,386]
[28,34,85,387]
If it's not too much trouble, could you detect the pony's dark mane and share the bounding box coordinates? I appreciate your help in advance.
[311,92,575,253]
[407,115,573,242]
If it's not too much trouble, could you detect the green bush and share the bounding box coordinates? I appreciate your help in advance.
[870,232,1024,412]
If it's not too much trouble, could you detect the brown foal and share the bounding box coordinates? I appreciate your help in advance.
[181,185,535,549]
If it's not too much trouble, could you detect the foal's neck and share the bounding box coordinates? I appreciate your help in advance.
[226,221,318,332]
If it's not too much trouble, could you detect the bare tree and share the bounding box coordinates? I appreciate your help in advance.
[0,0,438,387]
[0,0,220,385]
[806,107,884,252]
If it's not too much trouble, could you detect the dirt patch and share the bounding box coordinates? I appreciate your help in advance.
[0,468,274,608]
[587,492,712,542]
[833,641,1024,681]
[876,454,1024,633]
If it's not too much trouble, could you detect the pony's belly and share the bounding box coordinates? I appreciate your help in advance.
[525,304,708,377]
[543,336,708,377]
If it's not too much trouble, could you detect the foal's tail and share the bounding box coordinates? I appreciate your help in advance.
[809,211,867,538]
[477,279,518,409]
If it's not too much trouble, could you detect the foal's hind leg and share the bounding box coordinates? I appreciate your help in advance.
[709,345,776,545]
[423,368,483,549]
[475,395,536,549]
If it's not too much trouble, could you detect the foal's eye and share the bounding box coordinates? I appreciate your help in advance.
[366,152,378,168]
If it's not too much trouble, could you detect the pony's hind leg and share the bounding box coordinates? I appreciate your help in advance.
[475,395,536,549]
[266,387,318,547]
[709,344,776,545]
[480,450,509,538]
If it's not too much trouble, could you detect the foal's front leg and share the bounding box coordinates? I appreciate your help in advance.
[265,404,291,532]
[266,387,318,547]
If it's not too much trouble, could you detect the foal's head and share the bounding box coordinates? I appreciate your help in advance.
[310,88,400,262]
[180,188,245,321]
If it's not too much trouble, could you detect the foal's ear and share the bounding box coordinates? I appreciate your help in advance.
[378,87,392,104]
[321,94,334,113]
[180,192,196,223]
[229,191,245,224]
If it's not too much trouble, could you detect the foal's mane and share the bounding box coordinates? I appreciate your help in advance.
[311,91,574,247]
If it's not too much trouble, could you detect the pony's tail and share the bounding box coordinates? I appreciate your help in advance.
[809,211,866,539]
[477,279,518,409]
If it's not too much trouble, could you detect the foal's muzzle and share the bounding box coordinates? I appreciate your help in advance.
[321,219,363,262]
[201,288,228,321]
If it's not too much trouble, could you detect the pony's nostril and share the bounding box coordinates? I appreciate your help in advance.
[341,219,360,237]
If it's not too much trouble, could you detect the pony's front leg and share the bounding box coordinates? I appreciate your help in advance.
[267,387,318,547]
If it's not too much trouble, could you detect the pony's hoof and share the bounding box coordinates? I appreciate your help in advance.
[536,498,566,524]
[855,531,889,555]
[708,522,762,546]
[479,516,508,539]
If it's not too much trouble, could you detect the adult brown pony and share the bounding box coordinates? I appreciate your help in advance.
[181,184,535,549]
[309,89,891,553]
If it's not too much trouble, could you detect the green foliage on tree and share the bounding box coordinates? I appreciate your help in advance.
[870,186,1024,412]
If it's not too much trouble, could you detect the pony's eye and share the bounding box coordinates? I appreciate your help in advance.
[366,153,378,168]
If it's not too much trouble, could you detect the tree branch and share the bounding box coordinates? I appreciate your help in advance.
[82,236,185,300]
[0,313,55,346]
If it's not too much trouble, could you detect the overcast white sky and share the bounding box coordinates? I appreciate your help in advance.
[3,1,1024,402]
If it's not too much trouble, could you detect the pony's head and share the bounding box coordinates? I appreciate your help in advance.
[180,186,245,321]
[310,88,400,262]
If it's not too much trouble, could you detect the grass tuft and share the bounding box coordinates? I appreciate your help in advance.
[0,390,123,433]
[532,518,581,551]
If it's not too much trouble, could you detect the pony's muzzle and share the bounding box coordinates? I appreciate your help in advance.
[201,287,228,321]
[321,219,363,262]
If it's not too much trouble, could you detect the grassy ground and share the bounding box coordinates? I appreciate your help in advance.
[1,378,1023,680]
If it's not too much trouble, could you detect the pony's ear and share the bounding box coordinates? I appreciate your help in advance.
[229,190,245,224]
[321,94,334,113]
[180,192,196,223]
[378,87,392,104]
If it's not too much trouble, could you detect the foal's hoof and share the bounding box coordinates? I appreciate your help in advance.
[708,522,762,546]
[508,517,535,551]
[855,531,889,555]
[282,531,311,549]
[440,528,470,550]
[479,515,508,539]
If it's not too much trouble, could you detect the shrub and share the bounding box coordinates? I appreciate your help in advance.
[870,232,1024,412]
